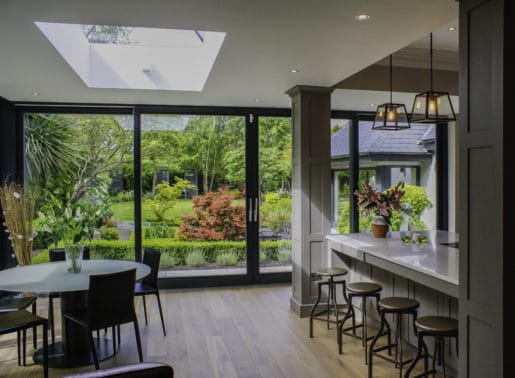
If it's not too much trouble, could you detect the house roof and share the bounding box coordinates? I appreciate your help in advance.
[331,121,434,159]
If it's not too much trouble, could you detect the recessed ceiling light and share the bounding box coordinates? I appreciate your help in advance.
[370,103,376,107]
[354,14,370,22]
[290,69,300,73]
[255,98,261,103]
[32,92,40,96]
[448,26,457,31]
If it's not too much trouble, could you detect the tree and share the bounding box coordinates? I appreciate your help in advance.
[146,177,197,222]
[24,113,78,191]
[178,187,245,241]
[180,116,243,193]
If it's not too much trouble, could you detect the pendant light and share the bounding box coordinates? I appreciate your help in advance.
[410,33,456,123]
[372,54,411,131]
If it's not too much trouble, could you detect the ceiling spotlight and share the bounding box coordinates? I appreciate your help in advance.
[255,98,262,103]
[354,14,370,21]
[290,69,300,73]
[448,26,457,31]
[32,92,40,96]
[370,103,376,107]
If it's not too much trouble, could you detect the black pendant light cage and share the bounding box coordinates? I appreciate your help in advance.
[410,33,457,123]
[372,55,411,130]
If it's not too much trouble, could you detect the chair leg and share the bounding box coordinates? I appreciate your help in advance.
[156,292,166,336]
[112,326,116,353]
[48,298,55,345]
[117,324,121,345]
[43,323,48,378]
[404,333,424,378]
[32,301,37,349]
[22,329,27,366]
[17,330,21,366]
[368,310,387,378]
[309,282,323,338]
[142,295,148,326]
[88,331,100,370]
[133,319,144,362]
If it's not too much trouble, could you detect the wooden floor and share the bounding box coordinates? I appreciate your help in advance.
[0,284,445,378]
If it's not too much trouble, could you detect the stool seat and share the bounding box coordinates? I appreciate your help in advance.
[415,316,458,334]
[316,267,348,277]
[379,297,420,312]
[346,282,382,295]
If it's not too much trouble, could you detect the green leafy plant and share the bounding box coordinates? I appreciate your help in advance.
[216,251,239,266]
[146,177,197,221]
[259,250,268,263]
[100,227,119,240]
[159,253,177,268]
[260,191,291,236]
[277,244,292,264]
[144,222,176,239]
[185,248,206,267]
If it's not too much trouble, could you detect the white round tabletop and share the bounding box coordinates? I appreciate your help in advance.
[0,259,151,293]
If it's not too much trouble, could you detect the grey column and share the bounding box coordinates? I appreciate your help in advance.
[286,85,333,317]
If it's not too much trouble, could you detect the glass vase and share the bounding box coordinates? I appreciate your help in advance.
[65,244,84,273]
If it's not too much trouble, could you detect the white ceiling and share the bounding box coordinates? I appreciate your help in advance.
[0,0,458,110]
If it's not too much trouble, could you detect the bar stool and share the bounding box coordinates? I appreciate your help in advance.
[337,282,385,363]
[404,316,458,378]
[309,267,350,338]
[368,297,420,378]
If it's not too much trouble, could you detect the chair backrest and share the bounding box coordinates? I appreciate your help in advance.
[142,248,161,288]
[49,246,90,262]
[87,268,137,330]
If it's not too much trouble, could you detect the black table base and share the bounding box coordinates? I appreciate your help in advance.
[33,337,115,368]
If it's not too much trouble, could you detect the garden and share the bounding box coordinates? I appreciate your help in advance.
[25,113,293,272]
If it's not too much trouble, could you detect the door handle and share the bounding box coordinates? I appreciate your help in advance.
[248,198,253,223]
[253,197,258,222]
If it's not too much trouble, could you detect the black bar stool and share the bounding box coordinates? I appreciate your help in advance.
[404,316,458,378]
[337,282,385,363]
[309,267,350,338]
[368,296,420,378]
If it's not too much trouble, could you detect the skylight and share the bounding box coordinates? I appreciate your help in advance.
[35,22,226,91]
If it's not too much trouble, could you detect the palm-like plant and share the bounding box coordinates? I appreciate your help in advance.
[24,113,78,188]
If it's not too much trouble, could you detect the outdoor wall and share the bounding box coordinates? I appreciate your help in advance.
[448,121,458,233]
[419,158,437,229]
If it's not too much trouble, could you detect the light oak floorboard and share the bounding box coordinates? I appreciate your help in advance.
[0,284,448,377]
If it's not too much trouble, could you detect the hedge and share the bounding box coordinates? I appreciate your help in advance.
[33,239,292,268]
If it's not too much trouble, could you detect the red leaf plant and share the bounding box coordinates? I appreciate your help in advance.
[354,182,404,225]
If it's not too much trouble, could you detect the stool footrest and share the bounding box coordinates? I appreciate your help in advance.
[370,351,413,367]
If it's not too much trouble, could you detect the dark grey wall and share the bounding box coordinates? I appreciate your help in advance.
[0,97,18,269]
[459,0,515,376]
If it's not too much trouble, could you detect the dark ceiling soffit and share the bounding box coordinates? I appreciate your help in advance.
[334,65,458,96]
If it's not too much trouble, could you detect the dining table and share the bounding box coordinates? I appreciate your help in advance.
[0,259,151,368]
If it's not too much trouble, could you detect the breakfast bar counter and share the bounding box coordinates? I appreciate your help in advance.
[326,230,459,371]
[327,230,459,297]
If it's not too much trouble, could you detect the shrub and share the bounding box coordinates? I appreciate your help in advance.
[100,227,119,240]
[146,178,197,222]
[278,248,292,264]
[144,222,176,239]
[216,251,239,266]
[260,191,291,236]
[178,187,245,241]
[186,249,206,267]
[160,253,177,268]
[259,250,268,263]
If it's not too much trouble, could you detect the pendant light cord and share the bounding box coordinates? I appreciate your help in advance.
[389,54,393,103]
[430,32,433,91]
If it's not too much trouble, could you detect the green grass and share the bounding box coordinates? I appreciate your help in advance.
[110,199,195,222]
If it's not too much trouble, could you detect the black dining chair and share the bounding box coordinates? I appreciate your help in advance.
[63,268,143,370]
[0,291,39,366]
[48,246,90,344]
[135,248,166,336]
[0,309,48,377]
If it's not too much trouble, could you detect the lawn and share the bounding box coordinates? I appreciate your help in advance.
[110,199,195,222]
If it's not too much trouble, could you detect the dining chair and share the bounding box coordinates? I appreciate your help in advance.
[0,291,39,365]
[63,268,143,370]
[0,309,48,378]
[48,246,90,344]
[135,248,166,336]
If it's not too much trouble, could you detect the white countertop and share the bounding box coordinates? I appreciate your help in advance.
[327,230,459,297]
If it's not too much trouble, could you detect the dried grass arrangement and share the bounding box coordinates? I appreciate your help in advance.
[0,181,36,266]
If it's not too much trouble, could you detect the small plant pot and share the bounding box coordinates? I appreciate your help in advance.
[371,224,389,238]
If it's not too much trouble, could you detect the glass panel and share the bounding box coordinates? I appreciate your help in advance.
[258,117,292,273]
[330,119,351,232]
[357,121,436,233]
[140,114,246,278]
[25,113,135,263]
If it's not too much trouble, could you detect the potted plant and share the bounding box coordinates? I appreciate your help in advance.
[0,182,36,266]
[354,182,405,238]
